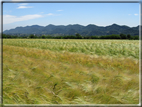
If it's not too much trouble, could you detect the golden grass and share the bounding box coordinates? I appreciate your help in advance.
[3,39,139,59]
[3,39,139,104]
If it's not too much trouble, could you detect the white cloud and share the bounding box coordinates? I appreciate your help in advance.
[17,3,33,9]
[128,14,139,16]
[3,14,43,24]
[47,13,54,16]
[17,5,33,9]
[57,10,63,12]
[134,14,138,16]
[46,13,61,16]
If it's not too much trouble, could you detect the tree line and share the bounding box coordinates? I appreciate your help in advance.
[2,33,139,40]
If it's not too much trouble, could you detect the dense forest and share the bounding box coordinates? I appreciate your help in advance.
[3,24,139,36]
[2,33,139,40]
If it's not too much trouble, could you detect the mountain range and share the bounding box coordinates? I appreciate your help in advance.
[3,24,139,36]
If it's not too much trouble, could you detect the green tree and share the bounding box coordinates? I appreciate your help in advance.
[110,34,121,39]
[41,35,46,39]
[120,33,127,39]
[29,34,35,38]
[75,33,82,39]
[133,36,139,40]
[2,34,7,38]
[127,34,131,39]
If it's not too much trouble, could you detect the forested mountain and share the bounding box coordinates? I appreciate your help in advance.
[3,24,139,36]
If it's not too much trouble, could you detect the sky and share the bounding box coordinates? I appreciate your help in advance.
[2,0,140,31]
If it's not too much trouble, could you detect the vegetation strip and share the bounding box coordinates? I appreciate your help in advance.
[3,39,139,59]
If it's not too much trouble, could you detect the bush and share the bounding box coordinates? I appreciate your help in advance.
[120,33,127,39]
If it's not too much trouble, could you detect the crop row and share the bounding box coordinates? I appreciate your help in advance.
[3,39,139,59]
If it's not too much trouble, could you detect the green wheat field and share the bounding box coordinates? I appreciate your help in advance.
[3,39,139,104]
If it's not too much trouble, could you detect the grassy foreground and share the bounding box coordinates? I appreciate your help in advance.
[3,39,139,104]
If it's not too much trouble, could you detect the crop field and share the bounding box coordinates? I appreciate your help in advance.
[3,39,139,104]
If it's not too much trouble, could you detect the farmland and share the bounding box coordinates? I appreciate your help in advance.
[3,39,139,104]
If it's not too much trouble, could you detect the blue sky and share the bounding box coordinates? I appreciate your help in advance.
[3,0,140,31]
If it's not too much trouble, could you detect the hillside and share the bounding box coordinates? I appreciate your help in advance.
[3,24,139,36]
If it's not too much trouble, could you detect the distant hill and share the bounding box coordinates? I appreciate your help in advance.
[3,24,139,36]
